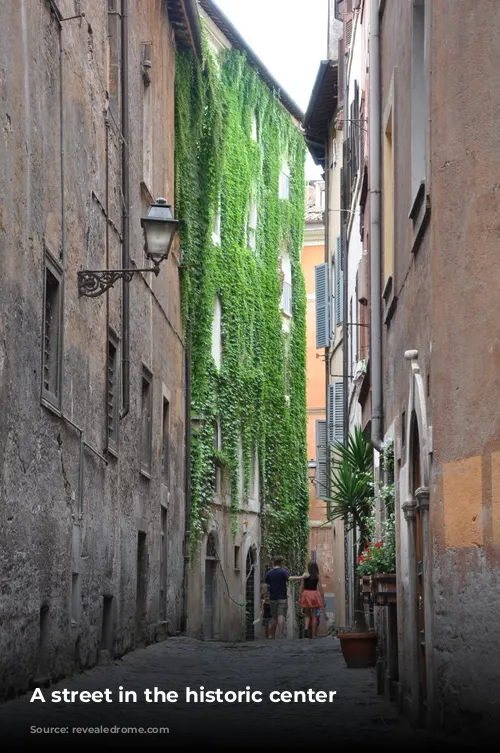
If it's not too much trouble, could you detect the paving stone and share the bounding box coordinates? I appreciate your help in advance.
[0,637,478,749]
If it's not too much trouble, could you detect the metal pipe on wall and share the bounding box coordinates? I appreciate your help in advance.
[120,0,130,419]
[369,0,383,451]
[105,105,110,455]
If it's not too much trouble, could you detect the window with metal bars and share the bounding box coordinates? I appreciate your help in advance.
[161,396,169,486]
[42,257,62,405]
[159,506,167,621]
[140,367,153,476]
[107,332,119,450]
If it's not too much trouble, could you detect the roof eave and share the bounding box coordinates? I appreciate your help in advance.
[167,0,202,56]
[198,0,304,123]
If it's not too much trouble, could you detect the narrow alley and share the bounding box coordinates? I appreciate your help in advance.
[0,636,473,749]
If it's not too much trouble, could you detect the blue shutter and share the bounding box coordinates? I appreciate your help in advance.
[328,383,335,445]
[316,419,327,500]
[333,380,344,444]
[315,263,329,349]
[335,237,343,324]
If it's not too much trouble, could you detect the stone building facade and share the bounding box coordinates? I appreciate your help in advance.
[302,180,334,633]
[0,0,199,699]
[378,0,500,738]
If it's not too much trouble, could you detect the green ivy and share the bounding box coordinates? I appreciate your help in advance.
[175,33,309,573]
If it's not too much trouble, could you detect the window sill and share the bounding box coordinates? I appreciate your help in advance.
[41,394,61,416]
[382,275,397,325]
[140,467,152,481]
[410,190,431,257]
[140,180,154,205]
[107,443,118,460]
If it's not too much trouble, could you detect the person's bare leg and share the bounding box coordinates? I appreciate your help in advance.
[276,614,285,639]
[312,610,318,638]
[270,615,277,638]
[264,624,269,638]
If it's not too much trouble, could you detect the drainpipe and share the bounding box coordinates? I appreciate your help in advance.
[369,0,383,452]
[120,0,130,419]
[342,73,349,445]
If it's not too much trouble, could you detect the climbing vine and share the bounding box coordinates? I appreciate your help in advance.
[175,33,309,573]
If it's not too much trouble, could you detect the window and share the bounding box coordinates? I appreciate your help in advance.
[161,397,169,486]
[280,252,292,317]
[335,236,343,325]
[328,381,344,445]
[106,0,120,111]
[107,331,119,451]
[311,550,317,563]
[234,546,240,570]
[315,262,329,349]
[140,367,153,476]
[211,296,222,370]
[142,43,153,193]
[247,189,257,252]
[279,160,290,200]
[334,0,345,21]
[315,419,327,500]
[42,255,62,405]
[251,111,258,141]
[213,419,221,495]
[212,203,221,246]
[411,0,426,201]
[160,507,167,621]
[401,410,406,448]
[383,109,394,284]
[249,448,259,503]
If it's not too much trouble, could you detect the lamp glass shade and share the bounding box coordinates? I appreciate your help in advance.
[141,198,178,264]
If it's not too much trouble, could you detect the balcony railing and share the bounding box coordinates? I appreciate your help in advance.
[281,281,292,317]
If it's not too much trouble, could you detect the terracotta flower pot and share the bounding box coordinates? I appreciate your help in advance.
[337,631,377,668]
[372,573,397,605]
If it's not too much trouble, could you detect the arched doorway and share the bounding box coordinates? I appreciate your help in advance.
[245,547,257,640]
[204,532,218,640]
[410,412,427,717]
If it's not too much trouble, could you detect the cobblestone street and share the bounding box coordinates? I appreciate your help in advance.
[0,636,476,749]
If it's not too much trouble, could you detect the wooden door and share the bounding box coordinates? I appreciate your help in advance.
[411,415,427,714]
[204,560,216,639]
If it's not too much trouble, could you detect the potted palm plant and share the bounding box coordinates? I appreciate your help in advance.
[326,427,377,668]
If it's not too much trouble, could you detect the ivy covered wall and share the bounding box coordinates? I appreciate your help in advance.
[175,37,309,573]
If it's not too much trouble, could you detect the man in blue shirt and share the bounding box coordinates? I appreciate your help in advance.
[264,556,291,639]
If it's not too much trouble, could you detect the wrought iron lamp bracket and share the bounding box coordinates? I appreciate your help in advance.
[77,265,160,298]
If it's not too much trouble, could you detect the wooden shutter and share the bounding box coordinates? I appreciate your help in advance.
[333,381,344,444]
[336,237,343,324]
[316,419,327,500]
[315,263,329,349]
[330,261,336,343]
[328,383,335,444]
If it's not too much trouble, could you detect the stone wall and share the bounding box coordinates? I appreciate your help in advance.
[0,0,185,699]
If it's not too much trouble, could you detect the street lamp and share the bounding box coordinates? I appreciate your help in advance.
[308,459,317,486]
[77,198,179,297]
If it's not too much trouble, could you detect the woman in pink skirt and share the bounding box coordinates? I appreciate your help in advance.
[299,561,328,638]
